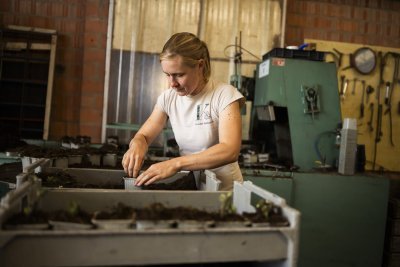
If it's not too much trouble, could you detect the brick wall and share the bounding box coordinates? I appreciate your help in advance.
[2,0,399,144]
[0,0,108,143]
[285,0,400,48]
[79,0,108,142]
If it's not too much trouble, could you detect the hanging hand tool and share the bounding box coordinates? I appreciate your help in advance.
[343,79,349,97]
[351,78,358,95]
[305,88,318,121]
[394,55,400,115]
[398,101,400,115]
[396,55,400,84]
[375,53,385,136]
[384,81,394,146]
[366,85,374,103]
[325,51,339,66]
[384,81,391,105]
[333,48,343,67]
[376,104,383,143]
[339,75,345,98]
[376,52,385,100]
[384,53,400,146]
[384,91,395,147]
[340,77,349,100]
[373,52,385,170]
[359,80,366,118]
[367,103,374,132]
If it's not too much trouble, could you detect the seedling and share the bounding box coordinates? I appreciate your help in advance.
[255,199,272,219]
[68,201,80,217]
[219,192,236,217]
[23,206,32,216]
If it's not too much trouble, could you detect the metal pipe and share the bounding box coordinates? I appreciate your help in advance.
[101,0,115,143]
[281,0,287,47]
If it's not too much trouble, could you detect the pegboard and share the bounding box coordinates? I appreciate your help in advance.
[306,39,400,172]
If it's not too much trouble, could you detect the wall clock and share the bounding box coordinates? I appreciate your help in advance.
[351,47,377,75]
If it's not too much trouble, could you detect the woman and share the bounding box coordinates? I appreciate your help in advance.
[122,32,244,190]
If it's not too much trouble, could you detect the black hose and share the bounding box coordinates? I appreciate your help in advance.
[314,131,336,165]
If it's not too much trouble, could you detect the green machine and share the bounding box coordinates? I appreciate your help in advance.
[248,50,389,267]
[253,51,342,170]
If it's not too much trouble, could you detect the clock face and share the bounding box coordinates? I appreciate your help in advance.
[353,47,376,75]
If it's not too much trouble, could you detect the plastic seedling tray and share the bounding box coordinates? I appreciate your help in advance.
[91,218,133,230]
[49,220,93,230]
[0,179,300,267]
[53,157,68,168]
[102,153,117,167]
[215,220,251,228]
[135,219,177,230]
[176,220,215,229]
[67,155,83,166]
[86,154,101,166]
[123,177,139,190]
[4,223,49,230]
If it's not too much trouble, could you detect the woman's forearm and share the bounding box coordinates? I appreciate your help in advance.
[172,142,239,171]
[130,133,148,149]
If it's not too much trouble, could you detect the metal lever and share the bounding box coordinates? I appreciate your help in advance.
[341,79,349,100]
[384,81,391,105]
[360,80,366,118]
[339,75,345,98]
[305,88,317,121]
[367,103,374,132]
[366,85,374,103]
[351,78,358,95]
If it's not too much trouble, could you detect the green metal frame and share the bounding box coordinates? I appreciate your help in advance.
[254,58,342,170]
[246,172,389,267]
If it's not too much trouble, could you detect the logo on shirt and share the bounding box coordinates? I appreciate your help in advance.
[195,103,212,125]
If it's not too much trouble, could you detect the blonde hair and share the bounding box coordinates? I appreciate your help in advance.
[160,32,211,81]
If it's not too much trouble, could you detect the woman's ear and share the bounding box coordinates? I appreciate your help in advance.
[198,59,205,69]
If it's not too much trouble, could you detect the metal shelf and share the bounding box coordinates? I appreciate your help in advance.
[0,26,57,140]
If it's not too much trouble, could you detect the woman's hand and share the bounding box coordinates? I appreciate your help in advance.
[134,159,180,186]
[122,107,168,178]
[122,138,148,178]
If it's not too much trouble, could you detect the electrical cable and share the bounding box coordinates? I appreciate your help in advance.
[314,131,336,165]
[365,160,388,172]
[223,44,261,61]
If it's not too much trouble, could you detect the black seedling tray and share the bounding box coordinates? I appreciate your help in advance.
[263,48,325,61]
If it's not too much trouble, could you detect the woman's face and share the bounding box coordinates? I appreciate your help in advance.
[161,55,205,96]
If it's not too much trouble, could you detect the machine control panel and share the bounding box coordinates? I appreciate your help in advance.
[301,85,320,118]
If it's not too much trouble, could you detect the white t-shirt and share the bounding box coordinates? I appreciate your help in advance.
[156,79,244,190]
